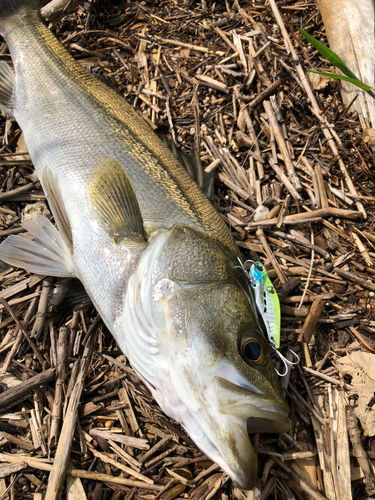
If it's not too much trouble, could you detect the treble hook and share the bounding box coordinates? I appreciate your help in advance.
[235,257,245,273]
[273,347,300,377]
[235,258,255,275]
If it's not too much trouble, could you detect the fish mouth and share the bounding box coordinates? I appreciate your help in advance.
[209,376,290,489]
[148,368,290,490]
[214,375,290,431]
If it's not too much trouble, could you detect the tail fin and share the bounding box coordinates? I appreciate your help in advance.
[0,0,39,16]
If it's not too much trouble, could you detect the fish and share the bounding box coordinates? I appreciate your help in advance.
[0,0,290,489]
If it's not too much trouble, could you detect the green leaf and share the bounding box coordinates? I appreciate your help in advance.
[307,70,373,92]
[299,29,359,81]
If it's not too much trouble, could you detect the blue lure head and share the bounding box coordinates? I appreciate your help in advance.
[250,261,267,283]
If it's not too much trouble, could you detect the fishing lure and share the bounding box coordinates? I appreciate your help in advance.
[237,258,300,376]
[249,261,281,349]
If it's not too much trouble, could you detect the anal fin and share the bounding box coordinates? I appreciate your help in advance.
[0,62,14,117]
[42,168,73,250]
[0,215,75,277]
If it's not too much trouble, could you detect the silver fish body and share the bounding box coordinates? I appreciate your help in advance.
[0,1,290,489]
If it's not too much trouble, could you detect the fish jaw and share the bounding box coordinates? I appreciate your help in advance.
[183,366,289,490]
[213,374,290,436]
[146,362,289,490]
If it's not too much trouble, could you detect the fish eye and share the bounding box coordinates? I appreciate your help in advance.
[240,334,265,365]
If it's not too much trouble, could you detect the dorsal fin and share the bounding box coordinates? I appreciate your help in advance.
[156,132,214,201]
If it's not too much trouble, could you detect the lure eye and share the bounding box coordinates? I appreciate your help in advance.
[240,334,265,365]
[255,263,263,272]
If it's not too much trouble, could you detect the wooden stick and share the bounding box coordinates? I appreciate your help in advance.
[271,456,329,500]
[247,217,323,228]
[139,436,172,464]
[287,384,327,426]
[247,79,281,109]
[334,268,375,292]
[87,444,154,484]
[256,228,287,283]
[0,276,42,303]
[0,453,163,491]
[213,27,237,54]
[218,173,252,201]
[297,230,315,309]
[108,440,142,470]
[44,334,96,500]
[264,101,301,191]
[69,469,162,491]
[145,445,178,468]
[237,99,261,155]
[41,0,81,20]
[346,406,375,492]
[348,326,375,352]
[31,277,53,340]
[1,288,40,374]
[275,251,342,280]
[193,463,220,483]
[314,164,328,209]
[1,432,34,451]
[268,229,330,259]
[283,294,333,304]
[49,327,69,449]
[0,298,45,367]
[298,298,324,343]
[247,207,362,228]
[336,392,351,500]
[89,429,149,450]
[352,232,373,267]
[363,231,375,244]
[0,367,55,413]
[329,185,353,206]
[118,386,140,434]
[268,158,302,201]
[152,35,225,56]
[303,367,355,391]
[0,182,38,202]
[276,193,291,228]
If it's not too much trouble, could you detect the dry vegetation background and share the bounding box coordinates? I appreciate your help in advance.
[0,0,374,499]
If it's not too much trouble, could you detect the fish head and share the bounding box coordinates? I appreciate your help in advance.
[127,226,290,490]
[161,279,290,489]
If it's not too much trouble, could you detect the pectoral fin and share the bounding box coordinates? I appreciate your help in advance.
[88,158,145,244]
[0,215,75,277]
